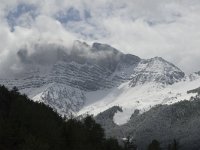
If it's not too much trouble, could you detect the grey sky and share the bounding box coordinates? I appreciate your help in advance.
[0,0,200,74]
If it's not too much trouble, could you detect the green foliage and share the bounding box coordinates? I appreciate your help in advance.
[0,85,123,150]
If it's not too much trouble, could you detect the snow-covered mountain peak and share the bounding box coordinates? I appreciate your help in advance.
[146,56,182,72]
[129,57,185,87]
[0,40,195,119]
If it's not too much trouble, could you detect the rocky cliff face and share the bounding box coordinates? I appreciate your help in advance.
[129,57,185,86]
[0,41,186,117]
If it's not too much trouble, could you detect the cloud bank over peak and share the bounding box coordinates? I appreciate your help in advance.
[0,0,200,75]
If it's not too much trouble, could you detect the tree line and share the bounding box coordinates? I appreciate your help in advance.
[0,85,181,150]
[0,85,123,150]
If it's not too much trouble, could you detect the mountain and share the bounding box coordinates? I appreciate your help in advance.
[129,57,185,86]
[79,71,200,125]
[0,41,199,120]
[95,93,200,150]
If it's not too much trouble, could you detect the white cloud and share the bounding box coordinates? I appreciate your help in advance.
[0,0,200,75]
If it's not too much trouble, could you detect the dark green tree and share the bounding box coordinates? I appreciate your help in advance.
[104,138,123,150]
[0,85,124,150]
[148,139,161,150]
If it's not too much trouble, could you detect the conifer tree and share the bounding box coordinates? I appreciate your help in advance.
[148,139,161,150]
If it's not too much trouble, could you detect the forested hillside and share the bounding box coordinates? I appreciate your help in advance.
[0,85,123,150]
[96,94,200,150]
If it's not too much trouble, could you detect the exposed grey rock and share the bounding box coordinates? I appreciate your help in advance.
[0,41,186,117]
[130,57,185,87]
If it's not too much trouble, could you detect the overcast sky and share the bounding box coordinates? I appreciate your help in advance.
[0,0,200,74]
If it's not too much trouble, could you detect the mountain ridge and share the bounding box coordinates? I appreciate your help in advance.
[95,94,200,150]
[0,40,198,120]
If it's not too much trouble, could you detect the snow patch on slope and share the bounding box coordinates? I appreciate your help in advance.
[78,76,200,125]
[113,108,137,125]
[21,83,86,116]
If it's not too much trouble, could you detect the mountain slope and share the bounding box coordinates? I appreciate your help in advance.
[0,41,191,118]
[130,57,185,86]
[96,94,200,150]
[78,74,200,124]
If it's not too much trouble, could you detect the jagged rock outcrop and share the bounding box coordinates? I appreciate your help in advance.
[0,41,186,117]
[129,57,185,87]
